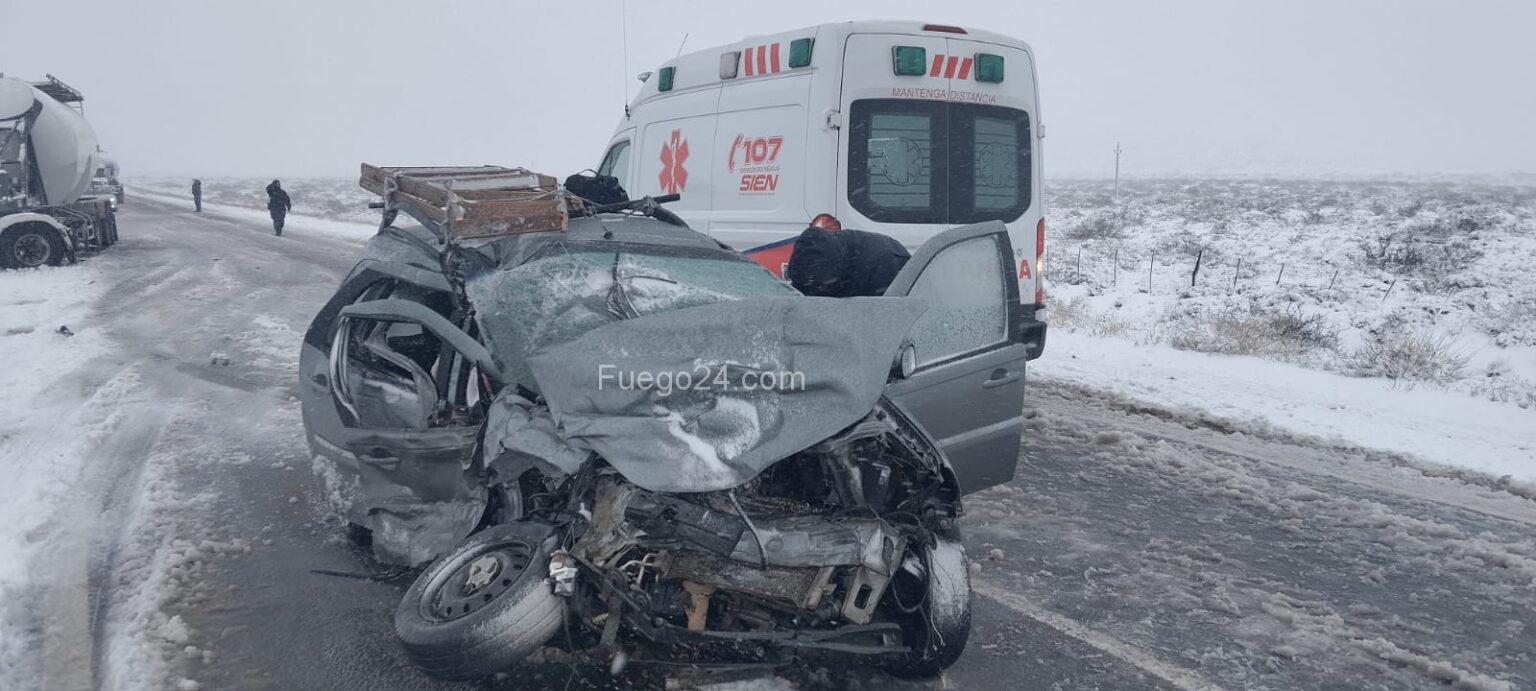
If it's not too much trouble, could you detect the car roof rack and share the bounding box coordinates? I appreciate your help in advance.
[359,164,571,242]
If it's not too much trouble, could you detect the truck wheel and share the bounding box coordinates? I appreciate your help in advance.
[394,521,564,680]
[1,226,66,268]
[885,526,972,679]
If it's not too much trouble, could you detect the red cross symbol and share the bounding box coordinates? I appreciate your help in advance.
[658,129,689,195]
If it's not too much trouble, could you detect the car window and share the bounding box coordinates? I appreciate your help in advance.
[338,317,436,429]
[467,248,795,391]
[333,280,484,429]
[905,235,1008,367]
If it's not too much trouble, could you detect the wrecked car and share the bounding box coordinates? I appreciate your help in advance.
[299,166,1034,680]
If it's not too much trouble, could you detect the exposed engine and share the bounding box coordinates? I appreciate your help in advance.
[542,402,961,659]
[391,401,971,681]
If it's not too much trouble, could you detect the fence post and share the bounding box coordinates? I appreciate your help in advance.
[1147,255,1155,293]
[1327,268,1339,290]
[1190,248,1204,287]
[1232,257,1242,292]
[1076,246,1083,283]
[1381,278,1397,303]
[1276,262,1286,286]
[1112,247,1119,285]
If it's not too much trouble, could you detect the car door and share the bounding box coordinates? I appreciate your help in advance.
[884,220,1029,494]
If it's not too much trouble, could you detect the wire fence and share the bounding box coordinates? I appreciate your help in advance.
[1050,244,1400,303]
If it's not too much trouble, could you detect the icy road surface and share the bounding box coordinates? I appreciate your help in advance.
[1,196,1531,690]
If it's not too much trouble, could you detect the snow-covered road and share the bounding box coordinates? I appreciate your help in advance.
[1,197,1532,690]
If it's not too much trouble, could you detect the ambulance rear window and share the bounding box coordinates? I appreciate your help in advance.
[848,100,1031,224]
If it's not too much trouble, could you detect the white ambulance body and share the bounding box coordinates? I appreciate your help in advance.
[597,21,1046,319]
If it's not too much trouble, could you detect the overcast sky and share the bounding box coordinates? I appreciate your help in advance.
[4,0,1533,179]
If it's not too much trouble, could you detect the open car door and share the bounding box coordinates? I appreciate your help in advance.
[884,220,1030,494]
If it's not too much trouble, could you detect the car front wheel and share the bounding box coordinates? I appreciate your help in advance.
[394,521,564,680]
[885,525,972,678]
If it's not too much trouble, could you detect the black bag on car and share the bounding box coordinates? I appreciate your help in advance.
[785,226,910,298]
[564,172,629,206]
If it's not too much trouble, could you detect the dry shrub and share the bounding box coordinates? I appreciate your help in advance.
[1064,211,1125,241]
[1044,295,1127,338]
[1169,303,1339,360]
[1347,330,1468,384]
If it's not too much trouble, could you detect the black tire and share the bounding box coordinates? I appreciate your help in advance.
[394,521,564,680]
[1,225,66,268]
[98,216,117,247]
[885,526,972,679]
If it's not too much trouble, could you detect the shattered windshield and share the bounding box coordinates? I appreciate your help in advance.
[466,247,797,391]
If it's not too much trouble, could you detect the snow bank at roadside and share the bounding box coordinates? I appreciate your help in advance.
[129,188,377,241]
[0,264,112,584]
[1036,330,1536,484]
[0,263,115,686]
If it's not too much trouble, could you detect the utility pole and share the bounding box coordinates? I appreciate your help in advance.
[1113,142,1124,200]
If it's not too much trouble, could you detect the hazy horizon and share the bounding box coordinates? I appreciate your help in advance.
[5,0,1533,179]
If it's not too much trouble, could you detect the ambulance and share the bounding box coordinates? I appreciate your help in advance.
[597,20,1046,357]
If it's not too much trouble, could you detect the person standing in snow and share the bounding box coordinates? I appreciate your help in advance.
[265,179,292,236]
[191,179,202,212]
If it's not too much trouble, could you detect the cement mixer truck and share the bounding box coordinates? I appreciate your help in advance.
[0,74,118,269]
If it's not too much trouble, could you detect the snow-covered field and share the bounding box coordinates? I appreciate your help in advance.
[1045,178,1536,413]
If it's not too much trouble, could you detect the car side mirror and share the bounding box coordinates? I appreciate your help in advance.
[890,342,917,379]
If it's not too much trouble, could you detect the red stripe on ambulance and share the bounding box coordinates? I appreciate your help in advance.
[927,54,975,80]
[743,44,783,76]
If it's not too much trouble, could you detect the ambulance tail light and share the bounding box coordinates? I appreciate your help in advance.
[922,24,968,34]
[1035,217,1046,304]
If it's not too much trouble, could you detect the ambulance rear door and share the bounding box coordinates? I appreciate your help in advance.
[837,30,1042,306]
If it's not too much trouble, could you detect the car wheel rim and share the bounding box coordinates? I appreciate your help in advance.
[14,234,50,267]
[420,539,535,622]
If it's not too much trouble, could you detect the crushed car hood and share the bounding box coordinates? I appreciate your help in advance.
[518,296,926,493]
